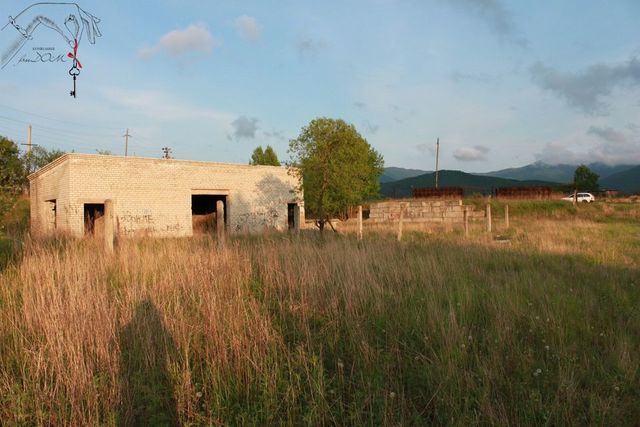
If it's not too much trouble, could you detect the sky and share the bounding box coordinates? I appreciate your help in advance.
[0,0,639,172]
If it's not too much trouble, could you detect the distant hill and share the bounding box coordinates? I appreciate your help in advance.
[484,161,636,183]
[380,167,429,183]
[380,170,559,198]
[600,166,640,194]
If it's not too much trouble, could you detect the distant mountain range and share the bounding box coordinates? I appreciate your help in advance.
[482,162,637,183]
[380,170,559,198]
[600,166,640,194]
[379,162,640,196]
[380,167,430,183]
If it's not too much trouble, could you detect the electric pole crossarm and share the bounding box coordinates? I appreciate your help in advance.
[123,128,132,157]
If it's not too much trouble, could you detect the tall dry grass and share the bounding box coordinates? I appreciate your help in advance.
[1,218,639,425]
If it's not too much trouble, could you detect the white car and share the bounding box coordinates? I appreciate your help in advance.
[562,192,595,203]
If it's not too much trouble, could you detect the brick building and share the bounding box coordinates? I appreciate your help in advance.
[28,154,304,237]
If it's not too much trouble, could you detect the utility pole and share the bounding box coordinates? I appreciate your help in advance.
[123,128,131,157]
[22,124,34,194]
[435,137,440,189]
[27,124,32,156]
[22,124,34,175]
[162,147,172,159]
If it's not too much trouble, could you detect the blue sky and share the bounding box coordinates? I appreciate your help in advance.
[0,0,639,171]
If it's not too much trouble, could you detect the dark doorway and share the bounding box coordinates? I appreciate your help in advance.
[287,203,297,230]
[84,203,105,236]
[192,195,226,234]
[46,199,56,231]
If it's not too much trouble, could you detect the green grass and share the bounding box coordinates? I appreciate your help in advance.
[0,197,29,270]
[465,198,640,225]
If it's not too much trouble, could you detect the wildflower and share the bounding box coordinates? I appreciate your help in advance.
[545,345,550,351]
[389,391,396,399]
[468,335,473,341]
[461,343,466,348]
[196,391,203,398]
[533,368,542,377]
[614,386,620,392]
[337,359,344,370]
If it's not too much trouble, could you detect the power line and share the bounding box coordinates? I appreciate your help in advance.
[0,115,121,139]
[1,119,160,158]
[0,103,122,131]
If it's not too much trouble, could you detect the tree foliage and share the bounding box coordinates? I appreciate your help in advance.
[1,136,25,192]
[23,146,65,174]
[288,118,384,231]
[573,164,599,191]
[0,136,25,219]
[250,145,280,166]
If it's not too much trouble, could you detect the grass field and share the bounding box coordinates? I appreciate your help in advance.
[0,200,639,425]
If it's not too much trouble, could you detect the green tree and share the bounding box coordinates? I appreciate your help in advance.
[288,118,384,231]
[249,146,264,165]
[250,145,280,166]
[23,146,65,175]
[263,145,280,166]
[1,136,25,190]
[573,164,599,191]
[0,136,25,219]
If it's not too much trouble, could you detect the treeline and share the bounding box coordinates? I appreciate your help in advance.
[0,135,64,217]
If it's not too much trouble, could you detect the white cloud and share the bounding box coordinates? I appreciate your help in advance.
[99,86,234,124]
[138,23,218,59]
[441,0,527,47]
[231,116,259,139]
[536,125,640,165]
[587,126,627,143]
[234,15,261,41]
[263,129,285,141]
[529,56,640,115]
[453,145,490,161]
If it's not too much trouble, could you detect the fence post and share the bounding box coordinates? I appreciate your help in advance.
[104,199,114,253]
[293,204,301,233]
[464,206,469,237]
[397,203,406,242]
[216,200,225,247]
[505,204,510,229]
[357,205,363,240]
[486,203,492,233]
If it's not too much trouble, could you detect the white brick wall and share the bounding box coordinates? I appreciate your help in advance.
[28,154,304,237]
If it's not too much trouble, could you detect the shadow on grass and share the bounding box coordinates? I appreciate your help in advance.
[118,299,177,427]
